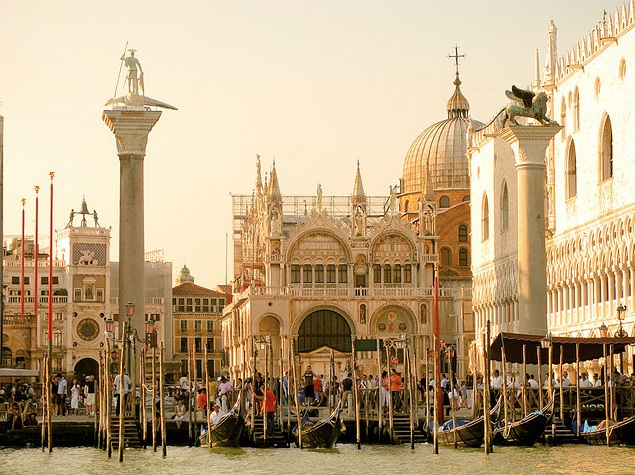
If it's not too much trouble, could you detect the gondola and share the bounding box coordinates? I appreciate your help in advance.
[493,397,554,446]
[580,415,635,446]
[437,397,501,448]
[199,393,245,448]
[292,401,342,448]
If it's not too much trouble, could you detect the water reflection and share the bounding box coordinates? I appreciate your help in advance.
[1,444,634,475]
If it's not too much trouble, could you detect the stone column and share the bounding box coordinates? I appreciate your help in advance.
[499,125,561,336]
[102,109,162,338]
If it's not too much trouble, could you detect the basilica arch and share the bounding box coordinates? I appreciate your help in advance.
[369,305,416,335]
[296,307,353,353]
[74,357,98,379]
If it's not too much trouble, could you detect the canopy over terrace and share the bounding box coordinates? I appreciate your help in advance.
[490,332,635,364]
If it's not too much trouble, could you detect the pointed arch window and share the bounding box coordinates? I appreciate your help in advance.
[573,87,580,132]
[599,114,613,182]
[373,264,381,283]
[560,97,566,138]
[458,224,469,242]
[440,247,452,266]
[482,194,490,241]
[500,182,509,233]
[566,139,577,199]
[459,247,469,267]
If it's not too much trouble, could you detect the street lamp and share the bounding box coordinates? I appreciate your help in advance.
[616,305,627,338]
[599,323,608,338]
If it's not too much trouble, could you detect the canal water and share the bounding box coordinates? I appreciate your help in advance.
[1,444,634,475]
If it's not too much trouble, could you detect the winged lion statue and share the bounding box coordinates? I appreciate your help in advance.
[501,85,558,127]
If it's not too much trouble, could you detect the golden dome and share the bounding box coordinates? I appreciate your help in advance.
[402,73,483,194]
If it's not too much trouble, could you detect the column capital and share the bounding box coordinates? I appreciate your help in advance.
[102,109,162,157]
[499,125,562,167]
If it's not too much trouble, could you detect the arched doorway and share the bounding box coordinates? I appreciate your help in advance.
[1,347,12,367]
[74,357,99,379]
[298,309,352,353]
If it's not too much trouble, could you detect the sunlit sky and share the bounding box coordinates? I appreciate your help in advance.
[0,0,624,288]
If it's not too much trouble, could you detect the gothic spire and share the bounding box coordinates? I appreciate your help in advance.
[352,159,366,203]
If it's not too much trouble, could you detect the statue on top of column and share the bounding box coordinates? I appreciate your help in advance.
[105,48,178,111]
[122,49,144,96]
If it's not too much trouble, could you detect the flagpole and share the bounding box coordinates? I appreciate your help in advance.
[47,171,54,453]
[21,198,25,315]
[34,186,39,316]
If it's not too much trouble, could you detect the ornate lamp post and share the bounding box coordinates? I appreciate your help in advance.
[616,305,627,338]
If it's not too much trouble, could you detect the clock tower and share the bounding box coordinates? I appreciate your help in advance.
[56,197,112,377]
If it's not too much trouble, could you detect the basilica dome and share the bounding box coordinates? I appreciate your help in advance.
[402,73,483,194]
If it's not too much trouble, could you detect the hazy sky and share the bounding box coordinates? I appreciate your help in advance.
[0,0,625,288]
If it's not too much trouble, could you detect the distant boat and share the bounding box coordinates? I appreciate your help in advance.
[437,397,501,448]
[293,402,342,449]
[580,415,635,446]
[493,397,554,446]
[199,393,245,448]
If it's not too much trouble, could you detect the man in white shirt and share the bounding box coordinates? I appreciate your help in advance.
[490,370,503,389]
[114,372,132,415]
[218,376,233,412]
[527,374,539,388]
[561,371,571,388]
[579,373,592,388]
[209,403,226,426]
[592,373,602,387]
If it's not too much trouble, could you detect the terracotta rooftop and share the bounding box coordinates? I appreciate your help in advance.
[172,282,227,296]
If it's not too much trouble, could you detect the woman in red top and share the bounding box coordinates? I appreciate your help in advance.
[390,369,402,412]
[262,388,277,436]
[380,370,390,412]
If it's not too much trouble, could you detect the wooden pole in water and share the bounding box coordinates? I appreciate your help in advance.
[187,346,193,446]
[575,343,581,437]
[204,342,211,445]
[603,343,610,446]
[609,344,615,421]
[290,339,302,448]
[406,341,415,450]
[548,340,554,439]
[537,346,543,410]
[118,331,125,462]
[522,344,527,416]
[263,337,269,446]
[106,340,112,458]
[451,363,457,448]
[483,321,492,454]
[432,335,438,454]
[386,344,393,437]
[192,345,199,446]
[376,335,382,441]
[159,342,167,457]
[97,350,103,448]
[559,345,564,423]
[41,355,47,451]
[352,339,361,449]
[140,348,147,448]
[501,347,509,433]
[152,346,157,451]
[425,345,430,432]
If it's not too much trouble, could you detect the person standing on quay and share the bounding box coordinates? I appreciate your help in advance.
[262,386,277,436]
[303,365,315,407]
[57,374,68,416]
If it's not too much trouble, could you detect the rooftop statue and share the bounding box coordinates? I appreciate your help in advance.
[106,48,177,110]
[501,85,556,127]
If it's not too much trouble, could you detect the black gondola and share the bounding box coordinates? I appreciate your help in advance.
[437,397,502,448]
[493,397,554,446]
[199,393,245,448]
[292,402,342,449]
[580,415,635,445]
